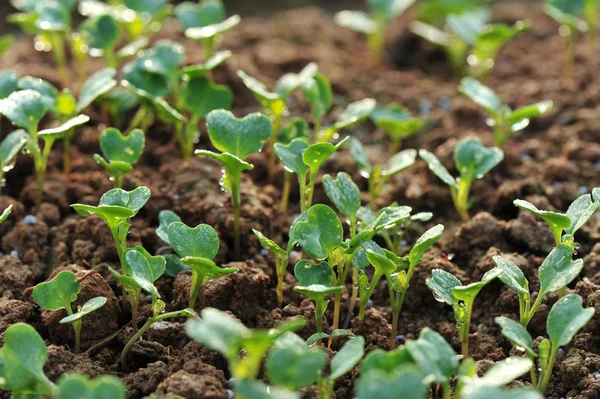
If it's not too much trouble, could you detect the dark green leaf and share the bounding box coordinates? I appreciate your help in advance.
[547,294,594,348]
[294,260,332,286]
[454,137,504,182]
[77,68,117,112]
[405,328,458,384]
[426,269,461,305]
[183,76,233,120]
[0,69,18,99]
[538,244,583,299]
[99,128,145,164]
[274,138,310,177]
[81,14,119,52]
[329,336,365,380]
[291,204,343,259]
[349,137,372,174]
[168,222,220,260]
[267,335,326,391]
[323,172,361,221]
[164,253,191,277]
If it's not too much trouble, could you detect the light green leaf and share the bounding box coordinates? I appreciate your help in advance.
[0,89,47,133]
[38,114,90,140]
[175,0,225,30]
[538,244,583,299]
[236,70,281,108]
[291,204,343,259]
[452,268,502,303]
[334,11,377,34]
[57,373,125,399]
[419,149,458,189]
[185,15,241,40]
[459,77,501,115]
[163,254,191,277]
[253,229,285,256]
[99,127,145,164]
[81,14,119,52]
[33,270,80,311]
[547,294,594,348]
[180,51,232,77]
[274,63,318,101]
[565,193,598,235]
[383,149,417,177]
[0,129,27,165]
[507,100,553,127]
[274,138,310,177]
[454,137,504,182]
[181,257,237,279]
[183,76,233,120]
[186,307,249,357]
[77,68,117,112]
[303,137,349,175]
[323,172,361,221]
[426,269,461,305]
[156,210,181,244]
[371,103,423,142]
[405,327,458,384]
[492,256,529,296]
[168,222,220,260]
[0,204,12,224]
[349,137,372,174]
[494,316,535,358]
[303,74,333,119]
[124,249,161,297]
[59,297,107,324]
[333,98,377,131]
[360,347,415,375]
[409,224,443,267]
[356,366,427,399]
[461,385,544,399]
[513,199,571,236]
[234,378,299,399]
[329,336,365,380]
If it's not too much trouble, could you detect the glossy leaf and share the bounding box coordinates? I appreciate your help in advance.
[323,172,361,221]
[59,297,107,324]
[303,74,333,119]
[513,199,571,235]
[334,11,377,34]
[124,82,187,124]
[38,114,90,140]
[168,222,219,260]
[0,69,18,99]
[0,89,47,132]
[329,336,365,380]
[538,244,583,299]
[124,249,162,297]
[294,260,333,286]
[383,149,417,177]
[0,205,12,224]
[56,373,125,399]
[164,254,191,277]
[122,63,169,98]
[236,70,281,108]
[303,137,349,175]
[333,98,377,131]
[0,129,27,165]
[185,15,241,40]
[274,138,310,176]
[352,240,385,270]
[492,256,529,296]
[419,149,458,189]
[454,137,504,182]
[195,150,254,192]
[405,328,458,384]
[182,76,233,119]
[461,385,544,399]
[356,366,427,399]
[459,77,501,115]
[99,128,145,164]
[81,14,119,52]
[181,50,232,77]
[350,137,372,173]
[77,68,117,112]
[507,100,553,127]
[33,270,80,311]
[18,76,57,112]
[175,0,225,30]
[181,257,237,279]
[547,294,594,348]
[452,268,502,303]
[274,63,318,101]
[291,204,343,259]
[234,378,299,399]
[564,193,598,235]
[494,316,535,358]
[409,224,443,267]
[426,269,461,305]
[371,103,423,141]
[253,229,285,256]
[156,210,181,244]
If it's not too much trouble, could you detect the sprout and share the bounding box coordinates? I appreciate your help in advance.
[94,128,145,188]
[334,0,416,60]
[350,137,417,210]
[426,267,502,357]
[0,204,12,224]
[459,77,553,147]
[419,137,504,221]
[197,109,272,259]
[493,244,584,328]
[370,103,424,153]
[303,74,333,141]
[32,270,107,353]
[0,129,27,194]
[252,229,293,308]
[317,98,376,143]
[411,9,529,76]
[496,294,594,393]
[57,374,126,399]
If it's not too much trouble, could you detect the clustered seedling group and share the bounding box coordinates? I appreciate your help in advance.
[1,0,599,398]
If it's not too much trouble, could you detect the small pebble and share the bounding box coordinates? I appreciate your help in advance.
[579,186,589,194]
[553,182,563,189]
[438,96,452,110]
[595,374,600,380]
[366,299,374,308]
[519,151,530,161]
[10,250,18,257]
[380,279,388,286]
[259,249,269,257]
[558,348,565,355]
[419,99,432,115]
[227,389,234,399]
[396,334,405,342]
[24,215,36,225]
[0,252,4,258]
[228,378,236,387]
[172,194,180,200]
[595,160,600,167]
[400,240,407,246]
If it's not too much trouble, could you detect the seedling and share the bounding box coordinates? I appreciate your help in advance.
[94,128,145,188]
[496,294,594,393]
[493,244,584,328]
[459,77,553,147]
[323,172,362,237]
[419,137,504,221]
[33,270,107,353]
[303,74,333,141]
[0,129,27,194]
[316,98,376,143]
[415,0,479,25]
[319,336,365,399]
[71,186,151,264]
[426,267,502,357]
[370,103,424,152]
[411,10,529,76]
[253,229,293,308]
[57,373,126,399]
[0,90,90,200]
[196,109,272,259]
[275,137,349,212]
[178,0,241,57]
[0,205,12,224]
[334,0,416,60]
[350,137,417,210]
[186,307,305,381]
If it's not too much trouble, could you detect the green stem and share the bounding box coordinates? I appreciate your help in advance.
[452,178,472,222]
[230,172,242,261]
[522,292,544,328]
[460,302,474,359]
[305,171,317,210]
[130,290,139,332]
[537,348,557,393]
[50,33,69,88]
[332,291,341,333]
[442,381,451,399]
[299,172,308,212]
[121,316,153,369]
[280,171,291,213]
[73,319,82,354]
[315,298,325,333]
[63,128,74,175]
[276,256,285,308]
[358,271,383,330]
[126,106,147,134]
[189,272,204,309]
[267,113,282,180]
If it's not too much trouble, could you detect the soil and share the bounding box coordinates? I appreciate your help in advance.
[1,2,600,398]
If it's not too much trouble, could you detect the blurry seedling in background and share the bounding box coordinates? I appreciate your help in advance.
[0,130,27,194]
[0,205,12,224]
[0,35,14,58]
[419,137,504,221]
[94,128,145,188]
[459,77,553,147]
[370,103,424,153]
[415,0,480,25]
[253,229,293,308]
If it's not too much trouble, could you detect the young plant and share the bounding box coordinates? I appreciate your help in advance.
[0,204,12,224]
[496,294,594,393]
[32,270,107,353]
[316,98,376,143]
[493,244,584,328]
[178,0,241,57]
[411,9,529,76]
[350,137,417,210]
[370,103,424,152]
[303,74,333,142]
[415,0,480,25]
[56,373,126,399]
[94,128,145,188]
[196,109,272,259]
[419,137,504,221]
[459,77,553,147]
[0,129,27,194]
[275,136,349,212]
[334,0,416,60]
[0,90,90,200]
[426,267,502,357]
[253,229,293,308]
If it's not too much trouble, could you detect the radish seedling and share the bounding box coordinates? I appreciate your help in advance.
[419,137,504,221]
[426,267,502,357]
[370,103,424,152]
[415,0,479,25]
[350,137,417,210]
[253,229,293,308]
[33,270,107,353]
[459,77,553,147]
[94,128,145,188]
[496,293,594,393]
[544,0,587,77]
[335,0,417,60]
[0,129,27,194]
[197,109,272,259]
[493,244,584,328]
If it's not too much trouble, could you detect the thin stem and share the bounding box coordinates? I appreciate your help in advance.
[126,106,147,134]
[267,113,282,180]
[537,348,558,393]
[280,171,291,213]
[63,128,74,175]
[73,319,82,354]
[452,178,472,222]
[230,172,242,261]
[530,356,538,387]
[523,292,545,328]
[442,381,451,399]
[305,171,317,210]
[189,272,204,309]
[315,299,325,333]
[332,291,341,333]
[299,172,308,212]
[121,316,154,369]
[460,302,474,359]
[130,292,139,333]
[390,309,399,349]
[50,33,69,88]
[276,257,284,308]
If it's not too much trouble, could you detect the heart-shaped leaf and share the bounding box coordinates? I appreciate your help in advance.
[72,187,150,229]
[183,76,233,120]
[459,77,501,115]
[181,257,238,279]
[175,0,224,30]
[38,114,90,141]
[333,98,377,131]
[156,210,181,244]
[454,137,504,182]
[513,199,571,237]
[59,297,107,324]
[168,222,219,260]
[206,109,272,160]
[419,149,458,189]
[368,205,412,232]
[136,40,184,78]
[185,15,241,40]
[494,316,535,358]
[371,103,423,142]
[360,347,415,376]
[0,129,27,165]
[0,69,18,99]
[492,255,529,297]
[303,137,349,175]
[294,260,333,286]
[329,336,365,380]
[538,244,583,299]
[294,284,343,300]
[35,1,71,32]
[124,249,161,297]
[125,245,166,281]
[77,68,117,112]
[323,172,361,222]
[291,204,343,259]
[274,63,318,101]
[405,327,458,384]
[0,89,47,133]
[33,270,80,311]
[274,138,310,177]
[80,14,119,53]
[334,11,377,34]
[409,224,443,267]
[565,193,598,235]
[356,366,427,399]
[547,294,594,348]
[303,74,333,119]
[99,128,145,164]
[426,269,461,305]
[57,373,125,399]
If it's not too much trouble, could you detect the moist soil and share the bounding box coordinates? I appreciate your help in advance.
[1,2,600,398]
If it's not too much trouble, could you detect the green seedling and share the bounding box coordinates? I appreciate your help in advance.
[186,307,305,381]
[584,0,597,46]
[178,0,241,57]
[350,137,417,210]
[411,9,529,76]
[168,221,237,309]
[94,128,145,188]
[253,229,294,308]
[72,186,151,263]
[334,0,416,60]
[323,172,361,237]
[370,103,424,152]
[275,136,349,212]
[234,379,299,399]
[0,35,14,58]
[306,329,357,347]
[155,210,193,277]
[0,129,27,194]
[496,293,594,393]
[426,267,502,357]
[317,98,376,143]
[0,204,12,224]
[415,0,480,25]
[197,109,272,259]
[419,137,504,221]
[493,244,584,328]
[544,0,587,77]
[56,373,125,399]
[303,74,333,142]
[319,336,365,399]
[33,270,107,353]
[459,77,553,147]
[0,90,90,200]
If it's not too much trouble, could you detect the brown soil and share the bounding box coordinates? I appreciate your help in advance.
[1,2,599,398]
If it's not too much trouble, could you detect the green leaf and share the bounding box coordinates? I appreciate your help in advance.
[294,260,333,286]
[492,256,529,297]
[294,284,343,299]
[57,373,125,399]
[278,118,309,144]
[124,249,161,297]
[38,114,90,141]
[349,137,372,174]
[383,149,417,177]
[360,347,415,375]
[538,244,583,299]
[426,269,461,305]
[494,316,535,358]
[0,35,15,59]
[507,100,553,127]
[472,21,529,72]
[0,89,47,133]
[357,366,427,399]
[122,63,170,98]
[329,336,365,380]
[565,193,598,235]
[452,268,502,303]
[17,76,58,112]
[410,21,451,46]
[459,77,501,115]
[419,149,458,189]
[369,205,413,232]
[99,128,145,164]
[409,224,443,267]
[81,14,119,52]
[175,0,224,30]
[0,69,18,99]
[126,246,166,281]
[59,297,107,324]
[371,103,423,142]
[550,0,585,16]
[334,11,377,34]
[461,385,544,399]
[322,172,361,221]
[0,323,55,396]
[0,129,27,165]
[273,63,318,102]
[236,70,281,109]
[513,199,571,236]
[156,210,181,244]
[206,109,273,160]
[253,229,285,256]
[303,74,333,119]
[185,307,249,357]
[333,98,377,131]
[0,204,12,224]
[124,0,167,15]
[303,137,349,175]
[183,76,233,120]
[233,378,299,399]
[547,294,594,348]
[137,40,184,78]
[77,68,117,112]
[291,204,343,259]
[168,222,220,260]
[274,138,310,177]
[195,150,253,192]
[164,254,191,277]
[185,15,241,40]
[33,270,80,311]
[454,137,504,182]
[447,9,490,45]
[123,82,186,123]
[369,0,416,19]
[182,256,237,280]
[405,327,458,384]
[366,248,399,275]
[36,1,71,32]
[477,356,533,386]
